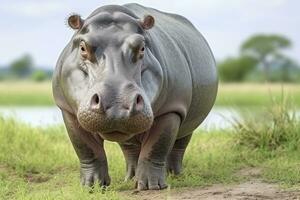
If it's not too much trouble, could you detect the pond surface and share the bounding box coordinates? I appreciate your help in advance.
[0,106,299,130]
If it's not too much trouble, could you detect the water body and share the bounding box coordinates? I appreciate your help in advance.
[0,106,298,130]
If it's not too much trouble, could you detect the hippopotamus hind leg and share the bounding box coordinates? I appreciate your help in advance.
[120,143,141,181]
[167,134,192,175]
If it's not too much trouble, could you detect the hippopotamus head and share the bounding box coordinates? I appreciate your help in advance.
[55,6,155,142]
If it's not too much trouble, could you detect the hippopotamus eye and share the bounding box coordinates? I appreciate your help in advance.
[79,41,88,59]
[131,44,145,63]
[138,46,145,59]
[139,46,145,55]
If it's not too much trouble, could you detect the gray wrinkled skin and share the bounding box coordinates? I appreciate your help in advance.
[52,3,218,190]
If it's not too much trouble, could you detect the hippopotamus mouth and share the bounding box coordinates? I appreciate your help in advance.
[98,131,135,142]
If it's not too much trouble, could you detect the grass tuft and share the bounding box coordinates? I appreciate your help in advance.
[233,95,300,150]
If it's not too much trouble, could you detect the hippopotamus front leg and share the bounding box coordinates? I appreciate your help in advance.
[62,111,111,187]
[136,113,181,190]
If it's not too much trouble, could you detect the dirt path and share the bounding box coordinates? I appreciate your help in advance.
[126,181,300,200]
[123,168,300,200]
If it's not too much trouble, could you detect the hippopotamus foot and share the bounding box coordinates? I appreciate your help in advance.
[80,159,111,187]
[124,161,137,181]
[167,149,184,174]
[135,159,167,190]
[120,143,140,181]
[167,134,192,175]
[135,113,181,190]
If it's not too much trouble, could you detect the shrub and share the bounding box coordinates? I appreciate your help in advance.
[31,70,48,82]
[10,54,33,77]
[218,56,257,82]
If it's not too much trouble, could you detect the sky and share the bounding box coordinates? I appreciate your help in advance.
[0,0,299,69]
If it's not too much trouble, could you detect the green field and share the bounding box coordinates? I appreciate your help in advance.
[1,81,300,106]
[1,81,300,199]
[1,103,300,199]
[0,82,53,106]
[217,83,300,107]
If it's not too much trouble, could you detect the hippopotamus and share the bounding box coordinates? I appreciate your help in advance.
[52,3,218,190]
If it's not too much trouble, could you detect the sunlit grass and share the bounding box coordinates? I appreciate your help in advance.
[0,117,245,199]
[1,107,300,199]
[0,81,53,106]
[0,116,129,199]
[216,83,300,107]
[232,98,300,187]
[0,117,130,189]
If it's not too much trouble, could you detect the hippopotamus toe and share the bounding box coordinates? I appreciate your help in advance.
[80,159,111,187]
[135,159,168,191]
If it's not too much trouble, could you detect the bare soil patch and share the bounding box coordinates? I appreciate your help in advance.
[125,181,300,200]
[24,173,50,183]
[123,168,300,200]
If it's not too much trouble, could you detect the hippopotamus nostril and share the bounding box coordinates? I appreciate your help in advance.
[136,94,143,106]
[90,93,101,111]
[133,94,144,112]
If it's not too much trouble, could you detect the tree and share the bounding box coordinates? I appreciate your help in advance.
[218,56,258,82]
[10,54,33,77]
[240,34,291,81]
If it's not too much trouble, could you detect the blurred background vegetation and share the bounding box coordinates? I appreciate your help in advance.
[218,33,300,83]
[0,54,51,82]
[0,32,299,107]
[1,33,299,83]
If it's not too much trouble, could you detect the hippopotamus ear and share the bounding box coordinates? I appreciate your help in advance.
[67,14,84,30]
[140,15,155,30]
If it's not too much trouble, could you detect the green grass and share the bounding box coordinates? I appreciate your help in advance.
[234,99,300,150]
[231,99,300,187]
[0,116,242,199]
[1,81,300,199]
[1,81,300,106]
[0,81,54,106]
[216,83,300,107]
[1,101,300,199]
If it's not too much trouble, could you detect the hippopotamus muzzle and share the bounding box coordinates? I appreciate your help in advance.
[77,80,154,142]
